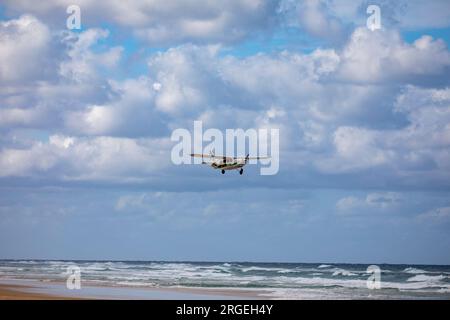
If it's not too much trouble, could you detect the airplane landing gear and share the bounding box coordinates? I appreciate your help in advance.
[239,168,243,175]
[221,170,225,174]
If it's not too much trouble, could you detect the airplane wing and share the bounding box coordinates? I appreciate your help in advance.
[190,154,269,162]
[190,153,213,158]
[235,155,271,163]
[235,156,270,160]
[191,154,235,163]
[190,154,216,165]
[244,156,270,159]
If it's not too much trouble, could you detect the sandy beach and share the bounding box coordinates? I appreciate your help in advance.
[0,282,71,300]
[0,279,265,300]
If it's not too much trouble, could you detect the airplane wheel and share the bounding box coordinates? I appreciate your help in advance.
[239,169,243,175]
[221,170,225,174]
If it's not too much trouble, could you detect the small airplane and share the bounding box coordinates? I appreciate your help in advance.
[190,149,269,175]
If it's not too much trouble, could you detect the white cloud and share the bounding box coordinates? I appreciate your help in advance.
[0,143,58,177]
[0,18,128,135]
[0,107,46,128]
[149,45,220,115]
[64,76,167,137]
[278,0,350,44]
[336,192,402,213]
[3,0,277,45]
[0,135,171,181]
[336,196,360,211]
[113,189,309,228]
[0,14,449,190]
[337,28,450,84]
[114,192,172,219]
[0,15,51,83]
[152,82,162,91]
[319,126,389,172]
[297,0,347,42]
[389,0,450,29]
[59,29,123,83]
[315,84,450,177]
[309,0,450,30]
[65,105,117,135]
[417,206,450,223]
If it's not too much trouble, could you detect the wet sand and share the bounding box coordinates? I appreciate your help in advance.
[0,282,73,300]
[0,279,267,300]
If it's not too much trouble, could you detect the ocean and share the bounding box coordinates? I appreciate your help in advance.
[1,260,449,299]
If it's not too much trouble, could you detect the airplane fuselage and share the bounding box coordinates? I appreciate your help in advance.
[211,161,245,171]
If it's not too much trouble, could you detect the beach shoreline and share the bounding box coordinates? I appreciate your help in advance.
[0,281,73,300]
[1,261,449,300]
[0,278,267,300]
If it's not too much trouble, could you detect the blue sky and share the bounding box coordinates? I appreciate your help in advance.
[0,0,450,264]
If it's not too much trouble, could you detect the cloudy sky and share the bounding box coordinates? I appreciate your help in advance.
[1,0,450,264]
